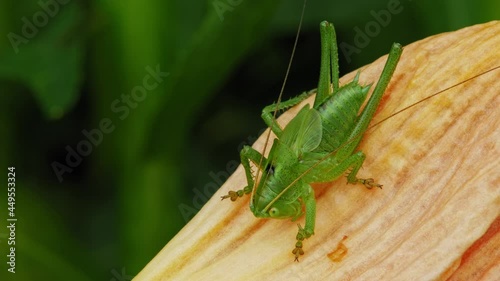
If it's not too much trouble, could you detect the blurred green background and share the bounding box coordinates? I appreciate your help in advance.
[0,0,497,279]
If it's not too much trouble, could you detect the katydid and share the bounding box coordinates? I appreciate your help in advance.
[221,20,402,261]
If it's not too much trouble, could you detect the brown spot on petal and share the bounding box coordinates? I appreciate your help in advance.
[328,235,349,262]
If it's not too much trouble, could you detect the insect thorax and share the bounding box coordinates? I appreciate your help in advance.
[315,80,372,152]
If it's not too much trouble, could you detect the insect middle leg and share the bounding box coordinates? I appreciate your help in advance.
[323,151,383,189]
[261,90,314,137]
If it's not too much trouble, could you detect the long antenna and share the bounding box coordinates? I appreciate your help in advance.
[368,66,500,129]
[251,0,308,200]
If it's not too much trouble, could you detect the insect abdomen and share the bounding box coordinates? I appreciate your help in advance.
[316,82,371,152]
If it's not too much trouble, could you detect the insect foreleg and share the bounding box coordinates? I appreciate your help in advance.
[293,185,316,261]
[221,146,266,201]
[261,90,314,137]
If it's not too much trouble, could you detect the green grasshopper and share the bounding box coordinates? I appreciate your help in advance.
[221,21,402,261]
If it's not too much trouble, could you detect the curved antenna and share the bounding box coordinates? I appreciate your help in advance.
[251,0,308,203]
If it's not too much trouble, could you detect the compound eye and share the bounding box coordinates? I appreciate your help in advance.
[269,207,280,217]
[265,164,275,175]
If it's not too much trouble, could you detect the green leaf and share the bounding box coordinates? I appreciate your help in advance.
[0,3,84,119]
